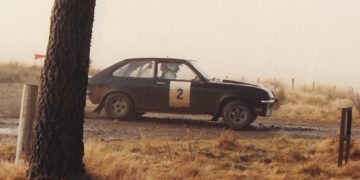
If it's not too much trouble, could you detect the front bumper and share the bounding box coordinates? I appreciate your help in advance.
[263,98,277,117]
[255,98,277,117]
[264,103,273,117]
[261,99,277,104]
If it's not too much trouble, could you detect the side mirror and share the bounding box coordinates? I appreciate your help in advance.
[192,76,203,84]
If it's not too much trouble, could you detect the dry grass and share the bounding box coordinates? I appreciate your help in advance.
[0,161,27,180]
[0,141,27,179]
[0,62,359,123]
[0,62,99,118]
[212,131,239,150]
[1,134,359,179]
[354,93,360,112]
[0,62,99,84]
[0,62,41,84]
[0,143,16,161]
[0,84,22,118]
[261,79,360,123]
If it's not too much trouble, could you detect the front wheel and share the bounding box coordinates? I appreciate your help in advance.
[222,101,254,130]
[104,93,134,119]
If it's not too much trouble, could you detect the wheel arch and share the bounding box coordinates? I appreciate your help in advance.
[214,94,255,117]
[93,90,135,113]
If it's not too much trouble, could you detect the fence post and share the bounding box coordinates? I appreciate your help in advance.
[312,82,315,91]
[291,78,295,91]
[338,109,346,167]
[15,84,38,164]
[338,107,352,167]
[344,108,352,164]
[273,78,277,91]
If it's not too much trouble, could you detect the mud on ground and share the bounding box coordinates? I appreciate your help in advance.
[1,113,359,144]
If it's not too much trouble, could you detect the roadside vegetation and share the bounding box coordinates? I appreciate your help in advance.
[0,62,99,118]
[1,132,359,179]
[0,62,41,84]
[2,62,358,124]
[261,79,359,124]
[1,62,360,179]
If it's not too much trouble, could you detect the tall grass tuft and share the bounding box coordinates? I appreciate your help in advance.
[353,93,360,112]
[213,131,239,150]
[0,63,41,84]
[262,80,359,122]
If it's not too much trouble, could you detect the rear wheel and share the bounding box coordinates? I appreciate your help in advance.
[222,101,254,129]
[104,93,134,119]
[133,112,145,118]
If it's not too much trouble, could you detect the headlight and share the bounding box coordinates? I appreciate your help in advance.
[261,99,276,104]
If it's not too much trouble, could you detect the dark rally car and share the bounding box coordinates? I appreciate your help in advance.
[87,58,277,129]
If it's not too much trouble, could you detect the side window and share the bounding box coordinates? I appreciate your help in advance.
[112,63,129,77]
[177,64,197,81]
[112,60,155,78]
[157,63,179,80]
[157,63,197,81]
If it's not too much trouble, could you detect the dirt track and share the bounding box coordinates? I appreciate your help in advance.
[1,113,359,143]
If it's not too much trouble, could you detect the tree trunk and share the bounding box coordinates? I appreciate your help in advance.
[29,0,96,178]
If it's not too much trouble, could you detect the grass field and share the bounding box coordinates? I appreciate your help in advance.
[0,132,359,179]
[1,62,360,179]
[258,79,359,124]
[0,63,359,124]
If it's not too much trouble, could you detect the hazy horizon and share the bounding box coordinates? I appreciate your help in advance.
[1,0,359,90]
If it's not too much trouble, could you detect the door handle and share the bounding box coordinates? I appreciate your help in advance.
[156,82,166,85]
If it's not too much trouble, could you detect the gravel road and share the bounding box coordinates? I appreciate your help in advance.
[1,113,359,143]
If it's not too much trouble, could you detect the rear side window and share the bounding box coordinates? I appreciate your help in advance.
[112,60,155,78]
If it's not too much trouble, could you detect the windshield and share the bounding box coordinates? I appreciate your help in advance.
[189,61,212,80]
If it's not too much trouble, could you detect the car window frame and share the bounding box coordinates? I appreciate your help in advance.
[111,60,156,79]
[155,61,206,82]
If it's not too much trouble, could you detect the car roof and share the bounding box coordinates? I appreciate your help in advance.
[122,57,196,64]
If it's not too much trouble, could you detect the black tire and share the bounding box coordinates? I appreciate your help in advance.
[222,101,254,130]
[132,112,145,118]
[249,115,258,124]
[104,93,134,119]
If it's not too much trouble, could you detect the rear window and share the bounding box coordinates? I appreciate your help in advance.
[112,60,155,78]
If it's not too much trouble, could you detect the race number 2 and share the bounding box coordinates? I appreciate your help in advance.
[169,81,191,107]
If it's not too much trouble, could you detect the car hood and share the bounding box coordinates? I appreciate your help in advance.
[209,79,261,88]
[221,79,260,87]
[208,79,276,99]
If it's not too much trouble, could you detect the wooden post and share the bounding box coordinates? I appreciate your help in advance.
[312,82,315,91]
[15,84,38,164]
[338,108,346,167]
[338,107,352,167]
[344,108,352,164]
[272,78,276,91]
[291,78,294,91]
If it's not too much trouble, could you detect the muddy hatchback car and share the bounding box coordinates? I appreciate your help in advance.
[87,58,277,129]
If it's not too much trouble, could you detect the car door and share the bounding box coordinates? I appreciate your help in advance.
[152,62,200,113]
[111,60,157,111]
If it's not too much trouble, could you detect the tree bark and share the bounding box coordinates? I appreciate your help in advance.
[29,0,96,178]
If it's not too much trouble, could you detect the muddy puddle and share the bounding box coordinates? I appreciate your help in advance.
[0,114,358,142]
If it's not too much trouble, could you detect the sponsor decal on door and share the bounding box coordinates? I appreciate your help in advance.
[169,81,191,107]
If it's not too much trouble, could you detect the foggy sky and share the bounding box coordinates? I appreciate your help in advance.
[0,0,359,89]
